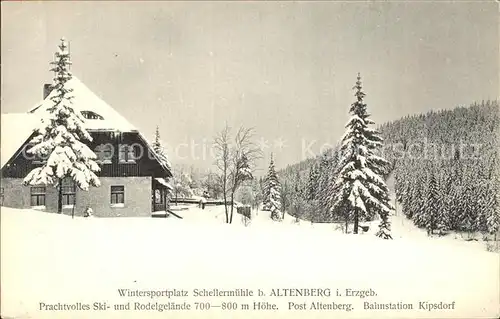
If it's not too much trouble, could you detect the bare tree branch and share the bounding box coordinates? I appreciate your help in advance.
[213,124,232,223]
[213,125,262,223]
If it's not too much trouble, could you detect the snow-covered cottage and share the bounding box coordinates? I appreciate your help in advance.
[1,77,173,217]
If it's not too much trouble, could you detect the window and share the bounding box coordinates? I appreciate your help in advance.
[61,178,76,207]
[111,186,125,206]
[154,189,164,204]
[95,143,113,164]
[81,111,104,120]
[30,186,46,207]
[119,145,136,163]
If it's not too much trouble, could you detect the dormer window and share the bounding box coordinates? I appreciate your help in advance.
[119,145,136,163]
[81,111,104,120]
[95,143,113,164]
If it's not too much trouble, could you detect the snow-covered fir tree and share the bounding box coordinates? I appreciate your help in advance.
[328,159,353,231]
[265,155,282,221]
[152,125,172,171]
[458,182,477,236]
[424,171,440,235]
[239,154,253,180]
[330,73,394,238]
[410,172,428,227]
[262,174,271,211]
[280,178,291,217]
[486,199,499,240]
[290,170,307,222]
[317,152,333,205]
[306,163,320,201]
[23,38,100,213]
[277,100,498,234]
[473,172,491,234]
[377,101,498,235]
[258,176,267,210]
[486,159,500,238]
[250,178,263,211]
[318,150,339,222]
[435,169,451,235]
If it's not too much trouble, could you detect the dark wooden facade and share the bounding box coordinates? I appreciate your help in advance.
[1,130,171,179]
[1,130,172,214]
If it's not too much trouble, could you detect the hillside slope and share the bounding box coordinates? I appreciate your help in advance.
[278,101,499,236]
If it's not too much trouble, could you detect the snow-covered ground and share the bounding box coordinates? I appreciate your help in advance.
[177,204,498,252]
[1,206,499,319]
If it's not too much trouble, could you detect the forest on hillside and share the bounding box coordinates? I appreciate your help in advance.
[277,100,499,237]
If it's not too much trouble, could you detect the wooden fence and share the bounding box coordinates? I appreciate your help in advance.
[170,198,233,206]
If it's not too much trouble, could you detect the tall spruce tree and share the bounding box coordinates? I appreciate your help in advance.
[330,73,394,238]
[425,171,440,235]
[262,174,271,211]
[317,152,331,203]
[486,163,500,239]
[328,159,353,231]
[258,176,266,209]
[435,169,451,235]
[152,125,172,171]
[290,170,307,222]
[411,172,428,227]
[265,155,282,221]
[317,151,336,222]
[24,38,100,213]
[306,163,320,201]
[481,155,499,238]
[459,181,477,236]
[486,195,500,240]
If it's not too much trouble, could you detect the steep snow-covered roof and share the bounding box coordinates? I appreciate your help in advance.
[0,113,38,167]
[1,76,171,176]
[29,76,136,132]
[1,111,172,176]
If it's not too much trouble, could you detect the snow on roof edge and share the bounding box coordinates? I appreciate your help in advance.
[1,113,37,168]
[30,76,137,132]
[2,76,173,175]
[137,132,173,177]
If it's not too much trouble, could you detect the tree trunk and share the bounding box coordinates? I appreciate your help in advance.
[229,192,235,224]
[164,190,168,211]
[345,218,348,234]
[222,170,229,223]
[223,192,229,223]
[353,209,359,234]
[57,178,62,214]
[72,190,76,219]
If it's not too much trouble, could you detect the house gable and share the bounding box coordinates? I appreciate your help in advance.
[1,76,172,179]
[29,76,136,132]
[0,113,38,168]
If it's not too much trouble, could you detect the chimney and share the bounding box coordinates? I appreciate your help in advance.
[43,84,53,99]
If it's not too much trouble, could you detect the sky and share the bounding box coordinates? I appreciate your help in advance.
[1,1,498,173]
